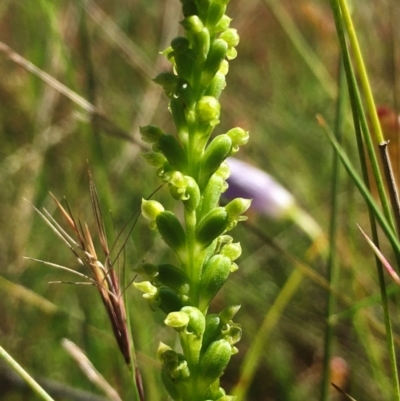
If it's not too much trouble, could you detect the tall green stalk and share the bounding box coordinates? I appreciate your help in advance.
[320,120,400,400]
[328,2,400,399]
[135,1,248,400]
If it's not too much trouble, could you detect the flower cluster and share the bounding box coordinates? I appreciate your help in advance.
[135,1,250,399]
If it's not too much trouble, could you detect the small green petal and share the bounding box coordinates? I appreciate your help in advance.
[141,199,165,220]
[165,311,190,328]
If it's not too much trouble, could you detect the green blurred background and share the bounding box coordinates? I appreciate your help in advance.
[1,1,399,400]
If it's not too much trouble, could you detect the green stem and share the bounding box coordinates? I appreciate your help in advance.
[337,0,385,144]
[319,119,400,263]
[329,3,400,399]
[320,118,400,400]
[185,208,201,307]
[262,0,336,99]
[330,1,395,236]
[0,346,56,401]
[124,264,142,401]
[320,61,346,401]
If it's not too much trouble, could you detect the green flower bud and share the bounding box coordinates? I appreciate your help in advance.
[157,263,190,296]
[205,380,225,400]
[180,15,204,33]
[201,39,228,87]
[216,161,230,179]
[198,173,226,219]
[158,287,184,314]
[134,281,158,299]
[193,27,211,63]
[157,341,172,361]
[171,36,190,54]
[165,311,190,329]
[225,197,251,219]
[226,47,237,60]
[166,173,201,211]
[200,255,231,308]
[170,98,188,144]
[219,28,240,48]
[196,207,228,247]
[205,72,226,99]
[156,211,186,254]
[142,151,167,168]
[153,72,179,98]
[220,242,241,261]
[214,15,232,33]
[216,396,235,401]
[141,199,165,221]
[219,60,229,75]
[206,1,228,29]
[161,45,173,60]
[140,124,165,143]
[217,234,233,245]
[171,37,193,81]
[160,349,190,380]
[199,339,232,386]
[229,262,238,272]
[221,322,242,345]
[167,171,188,200]
[181,306,206,336]
[196,96,221,127]
[219,305,240,324]
[202,314,222,352]
[183,176,201,211]
[226,127,249,152]
[159,134,187,171]
[200,134,232,187]
[157,162,174,182]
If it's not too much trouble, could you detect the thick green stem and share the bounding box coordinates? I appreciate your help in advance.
[185,208,201,306]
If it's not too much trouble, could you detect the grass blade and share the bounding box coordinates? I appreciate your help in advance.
[0,346,56,401]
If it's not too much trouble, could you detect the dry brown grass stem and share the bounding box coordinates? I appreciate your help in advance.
[0,41,141,146]
[26,174,132,367]
[62,338,123,401]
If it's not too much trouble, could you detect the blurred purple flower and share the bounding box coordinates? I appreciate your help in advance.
[226,157,322,240]
[226,157,295,218]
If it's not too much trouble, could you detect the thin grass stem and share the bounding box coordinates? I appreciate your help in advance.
[262,0,336,99]
[329,3,400,399]
[320,61,346,401]
[329,2,396,237]
[319,116,400,400]
[0,346,56,401]
[337,0,385,144]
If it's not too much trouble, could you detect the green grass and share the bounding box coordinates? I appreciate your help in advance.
[1,1,400,400]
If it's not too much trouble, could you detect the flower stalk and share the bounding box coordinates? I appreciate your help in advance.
[137,0,248,399]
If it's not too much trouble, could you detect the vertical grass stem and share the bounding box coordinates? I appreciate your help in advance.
[320,62,346,401]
